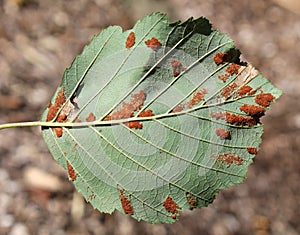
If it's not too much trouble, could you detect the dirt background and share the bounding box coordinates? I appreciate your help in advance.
[0,0,299,234]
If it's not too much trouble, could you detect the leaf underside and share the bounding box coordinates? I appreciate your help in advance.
[41,13,283,224]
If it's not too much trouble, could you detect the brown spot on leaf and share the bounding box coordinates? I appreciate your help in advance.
[86,112,96,122]
[57,113,67,123]
[145,37,161,51]
[225,112,257,126]
[67,161,76,181]
[46,88,67,137]
[126,32,135,49]
[186,193,197,210]
[171,59,186,77]
[126,121,143,129]
[110,90,146,120]
[119,189,134,215]
[214,52,227,65]
[215,153,243,166]
[226,63,241,75]
[247,147,258,155]
[188,89,208,107]
[54,127,63,138]
[215,128,230,140]
[221,83,237,100]
[172,104,185,113]
[240,104,265,118]
[54,113,68,138]
[138,109,154,117]
[218,73,230,83]
[255,93,275,107]
[46,87,66,122]
[163,196,180,215]
[104,115,112,121]
[210,111,226,120]
[237,85,253,97]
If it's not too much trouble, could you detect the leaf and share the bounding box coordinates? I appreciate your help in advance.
[41,13,283,224]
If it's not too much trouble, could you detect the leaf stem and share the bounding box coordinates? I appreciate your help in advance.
[0,121,46,130]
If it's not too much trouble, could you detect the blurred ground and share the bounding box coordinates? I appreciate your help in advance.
[0,0,299,234]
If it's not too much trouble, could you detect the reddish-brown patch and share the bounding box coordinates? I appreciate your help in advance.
[255,93,275,107]
[86,112,96,122]
[171,59,186,77]
[53,111,68,138]
[126,121,143,129]
[214,52,227,65]
[57,113,67,123]
[215,128,230,140]
[225,112,257,126]
[138,109,154,117]
[172,104,185,113]
[226,63,240,75]
[145,37,162,51]
[126,32,135,49]
[221,83,237,100]
[215,153,243,166]
[119,189,134,215]
[237,85,253,97]
[186,193,197,210]
[188,89,208,107]
[210,111,226,120]
[46,88,67,137]
[46,87,66,122]
[67,161,76,181]
[76,118,82,123]
[247,147,258,155]
[110,90,146,120]
[240,104,265,118]
[104,115,112,121]
[218,73,229,83]
[54,127,63,138]
[163,196,180,214]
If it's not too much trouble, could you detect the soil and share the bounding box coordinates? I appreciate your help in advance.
[0,0,300,235]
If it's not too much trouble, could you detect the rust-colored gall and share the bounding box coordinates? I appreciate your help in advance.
[218,73,229,83]
[221,83,237,100]
[255,93,275,107]
[126,121,143,129]
[225,112,257,126]
[126,32,135,49]
[237,85,253,97]
[188,89,208,107]
[145,37,162,51]
[215,153,243,166]
[138,109,154,117]
[210,111,226,120]
[163,196,180,214]
[215,128,230,140]
[171,59,186,77]
[172,104,185,113]
[214,52,227,65]
[186,193,197,210]
[119,189,134,215]
[226,63,240,75]
[247,147,258,155]
[240,104,265,118]
[67,161,76,181]
[86,112,96,122]
[46,87,66,122]
[110,90,146,120]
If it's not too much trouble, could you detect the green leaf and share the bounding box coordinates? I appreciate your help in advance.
[41,12,283,224]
